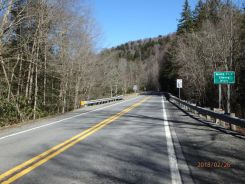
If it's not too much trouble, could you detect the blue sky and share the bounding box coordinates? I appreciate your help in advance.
[90,0,198,49]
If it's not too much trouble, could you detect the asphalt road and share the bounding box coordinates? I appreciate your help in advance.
[0,95,244,184]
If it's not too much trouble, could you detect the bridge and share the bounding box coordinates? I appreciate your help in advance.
[0,93,244,184]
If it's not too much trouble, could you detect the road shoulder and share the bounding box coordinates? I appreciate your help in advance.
[166,99,245,184]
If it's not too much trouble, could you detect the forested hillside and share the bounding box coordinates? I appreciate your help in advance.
[0,0,101,125]
[168,0,245,118]
[0,0,244,126]
[0,0,171,125]
[102,0,245,118]
[99,35,174,93]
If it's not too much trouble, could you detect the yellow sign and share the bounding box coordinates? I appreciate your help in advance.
[80,101,87,106]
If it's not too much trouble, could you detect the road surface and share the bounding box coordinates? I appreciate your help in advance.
[0,95,244,184]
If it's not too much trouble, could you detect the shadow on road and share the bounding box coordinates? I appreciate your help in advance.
[166,99,245,184]
[20,95,245,184]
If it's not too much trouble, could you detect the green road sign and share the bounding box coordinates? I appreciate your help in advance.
[214,71,235,84]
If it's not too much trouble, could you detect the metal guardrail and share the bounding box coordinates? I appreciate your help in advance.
[169,94,245,128]
[82,96,124,106]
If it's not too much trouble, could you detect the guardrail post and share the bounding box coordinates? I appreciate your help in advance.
[217,110,225,127]
[184,101,188,111]
[230,113,237,131]
[191,107,195,114]
[204,108,211,121]
[193,104,197,114]
[194,108,198,115]
[213,108,224,125]
[213,108,218,123]
[199,108,208,119]
[207,114,211,121]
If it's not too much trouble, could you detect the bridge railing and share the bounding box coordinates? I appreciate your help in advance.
[168,94,245,129]
[81,95,124,107]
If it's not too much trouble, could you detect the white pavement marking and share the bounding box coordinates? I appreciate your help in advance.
[162,96,182,184]
[0,96,141,141]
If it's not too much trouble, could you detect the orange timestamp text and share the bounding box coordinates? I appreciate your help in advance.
[196,161,231,168]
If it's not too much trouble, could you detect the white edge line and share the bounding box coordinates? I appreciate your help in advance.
[0,96,141,141]
[162,96,182,184]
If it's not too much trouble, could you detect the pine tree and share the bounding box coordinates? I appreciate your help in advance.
[237,7,245,117]
[193,0,207,31]
[240,6,245,46]
[177,0,194,34]
[206,0,221,24]
[159,40,178,94]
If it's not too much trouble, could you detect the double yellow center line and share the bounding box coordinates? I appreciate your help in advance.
[0,97,150,184]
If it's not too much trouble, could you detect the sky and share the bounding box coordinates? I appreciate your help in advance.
[90,0,198,49]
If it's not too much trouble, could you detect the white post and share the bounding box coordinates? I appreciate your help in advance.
[227,84,231,114]
[219,84,222,109]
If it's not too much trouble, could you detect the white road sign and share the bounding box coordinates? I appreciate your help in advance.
[133,85,138,92]
[176,79,182,88]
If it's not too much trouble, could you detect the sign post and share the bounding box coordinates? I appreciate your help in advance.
[227,84,231,114]
[214,71,235,114]
[219,84,221,109]
[133,85,138,93]
[176,79,182,99]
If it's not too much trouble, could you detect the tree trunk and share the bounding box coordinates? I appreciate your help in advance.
[33,62,38,119]
[9,54,20,98]
[28,63,34,103]
[43,44,47,106]
[17,54,23,96]
[0,59,11,101]
[74,81,80,110]
[110,83,113,97]
[25,62,32,98]
[62,81,67,113]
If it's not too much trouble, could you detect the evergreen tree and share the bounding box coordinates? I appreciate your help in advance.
[158,41,178,94]
[237,7,245,117]
[206,0,221,24]
[193,0,207,31]
[240,6,245,46]
[177,0,194,34]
